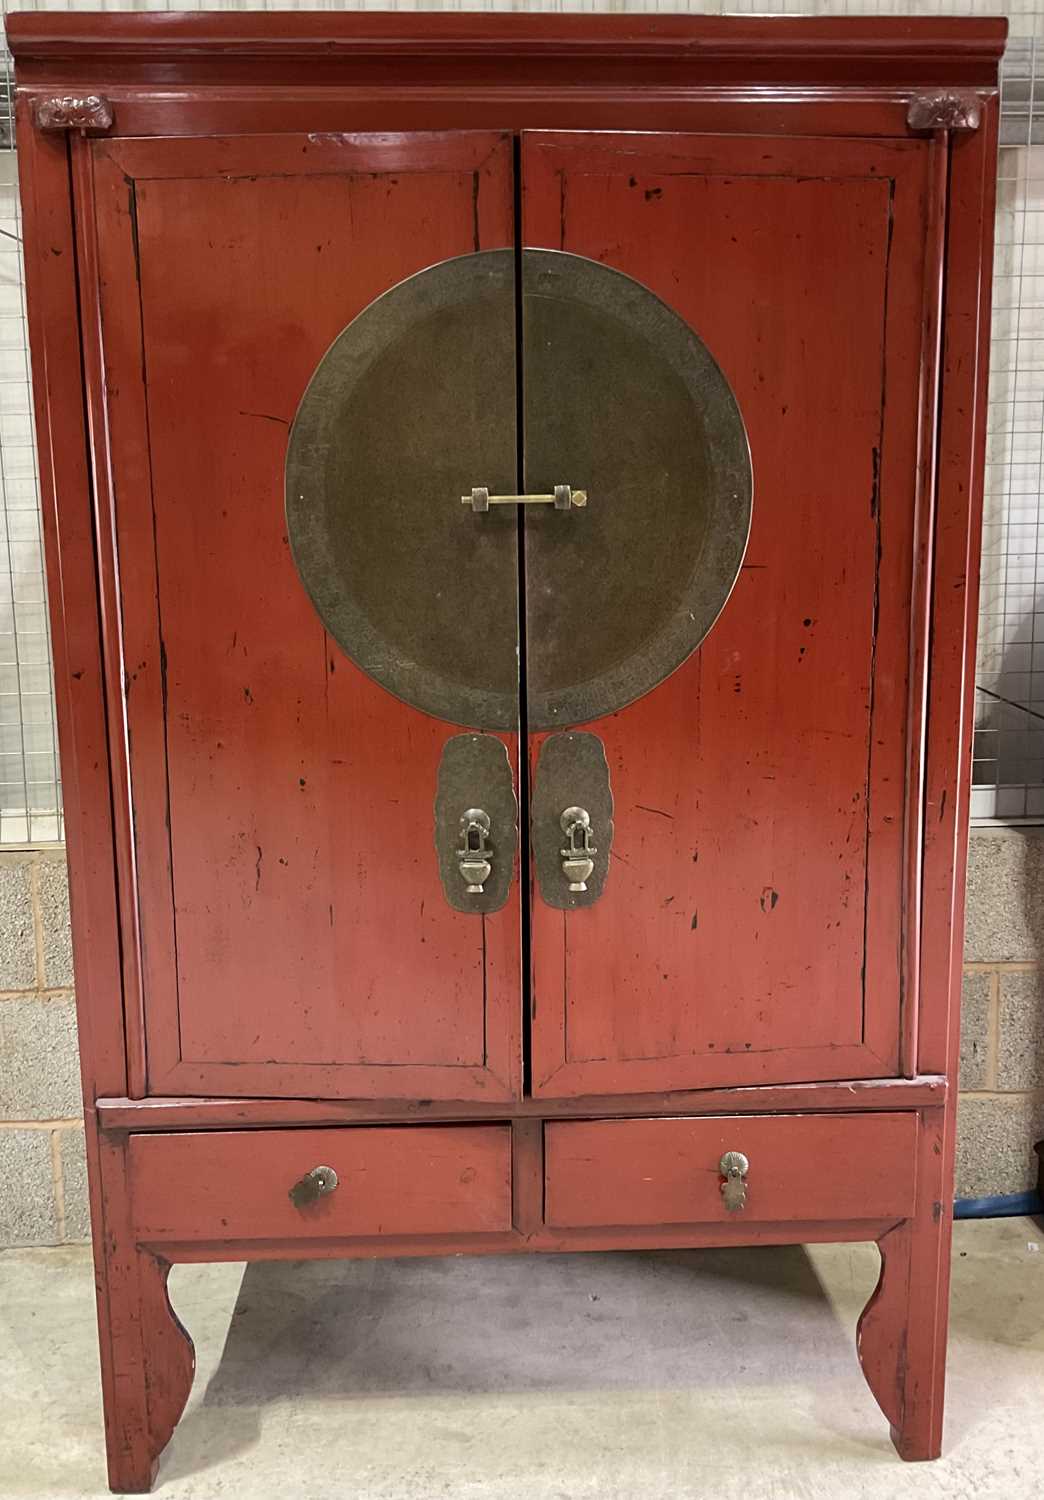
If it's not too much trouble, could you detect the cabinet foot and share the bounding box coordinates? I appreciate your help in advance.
[856,1217,949,1461]
[99,1247,195,1493]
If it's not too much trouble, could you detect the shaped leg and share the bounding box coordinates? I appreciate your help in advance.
[857,1208,952,1459]
[93,1135,195,1492]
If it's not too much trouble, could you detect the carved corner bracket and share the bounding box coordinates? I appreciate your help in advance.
[907,90,982,134]
[104,1250,195,1493]
[140,1253,195,1467]
[33,94,114,134]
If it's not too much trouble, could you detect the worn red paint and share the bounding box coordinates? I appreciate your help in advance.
[524,130,928,1097]
[85,129,520,1105]
[9,11,1002,1491]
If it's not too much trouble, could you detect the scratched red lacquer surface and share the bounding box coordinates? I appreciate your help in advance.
[524,132,929,1096]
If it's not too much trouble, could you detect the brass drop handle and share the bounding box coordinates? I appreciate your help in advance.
[560,807,596,892]
[719,1151,749,1213]
[463,485,587,513]
[458,809,493,894]
[289,1164,339,1209]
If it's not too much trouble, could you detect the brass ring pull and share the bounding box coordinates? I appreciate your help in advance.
[289,1164,339,1208]
[458,808,493,895]
[463,485,587,513]
[560,807,596,892]
[719,1151,749,1212]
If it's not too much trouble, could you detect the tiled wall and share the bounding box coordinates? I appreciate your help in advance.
[973,144,1044,818]
[1,837,1041,1246]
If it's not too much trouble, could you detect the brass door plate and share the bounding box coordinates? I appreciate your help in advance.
[531,732,614,910]
[434,734,518,914]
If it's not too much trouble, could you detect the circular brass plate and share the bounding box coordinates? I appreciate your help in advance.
[522,250,752,730]
[286,249,752,731]
[286,250,520,731]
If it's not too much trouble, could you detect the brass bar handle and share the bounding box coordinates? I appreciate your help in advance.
[289,1164,339,1208]
[463,485,587,513]
[719,1151,749,1212]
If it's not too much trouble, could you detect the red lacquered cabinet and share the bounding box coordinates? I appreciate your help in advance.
[9,12,1003,1490]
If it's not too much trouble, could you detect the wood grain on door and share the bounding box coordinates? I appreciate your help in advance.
[84,132,522,1100]
[523,132,933,1095]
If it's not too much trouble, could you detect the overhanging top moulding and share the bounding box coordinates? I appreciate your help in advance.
[6,13,1008,79]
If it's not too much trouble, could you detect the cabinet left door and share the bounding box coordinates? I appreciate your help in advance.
[79,131,522,1101]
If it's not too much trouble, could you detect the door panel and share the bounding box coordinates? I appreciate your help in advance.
[83,126,931,1103]
[523,132,931,1095]
[85,132,521,1100]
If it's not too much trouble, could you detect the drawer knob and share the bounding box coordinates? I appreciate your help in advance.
[719,1150,749,1212]
[289,1164,339,1208]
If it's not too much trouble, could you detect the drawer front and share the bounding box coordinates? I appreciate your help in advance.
[129,1125,512,1242]
[545,1113,918,1229]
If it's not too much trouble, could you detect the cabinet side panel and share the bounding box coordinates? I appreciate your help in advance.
[919,112,999,1077]
[15,110,127,1097]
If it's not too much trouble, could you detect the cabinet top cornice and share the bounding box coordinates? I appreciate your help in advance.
[7,12,1007,85]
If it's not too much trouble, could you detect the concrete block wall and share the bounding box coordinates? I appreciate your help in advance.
[1,834,1042,1245]
[0,851,89,1246]
[957,829,1044,1197]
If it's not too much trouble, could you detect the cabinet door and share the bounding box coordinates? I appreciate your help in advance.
[84,132,522,1100]
[522,132,933,1095]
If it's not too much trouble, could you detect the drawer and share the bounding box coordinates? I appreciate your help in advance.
[129,1125,512,1242]
[544,1113,918,1229]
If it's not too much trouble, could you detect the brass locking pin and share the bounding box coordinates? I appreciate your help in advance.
[463,485,587,513]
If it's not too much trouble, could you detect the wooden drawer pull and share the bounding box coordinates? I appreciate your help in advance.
[289,1164,339,1209]
[719,1151,749,1212]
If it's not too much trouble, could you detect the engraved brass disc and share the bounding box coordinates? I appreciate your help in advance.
[521,250,752,730]
[286,250,519,731]
[286,249,751,731]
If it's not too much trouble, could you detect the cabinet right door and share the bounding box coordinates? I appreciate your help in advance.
[522,131,934,1096]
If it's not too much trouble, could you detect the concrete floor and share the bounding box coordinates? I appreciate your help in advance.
[0,1219,1042,1499]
